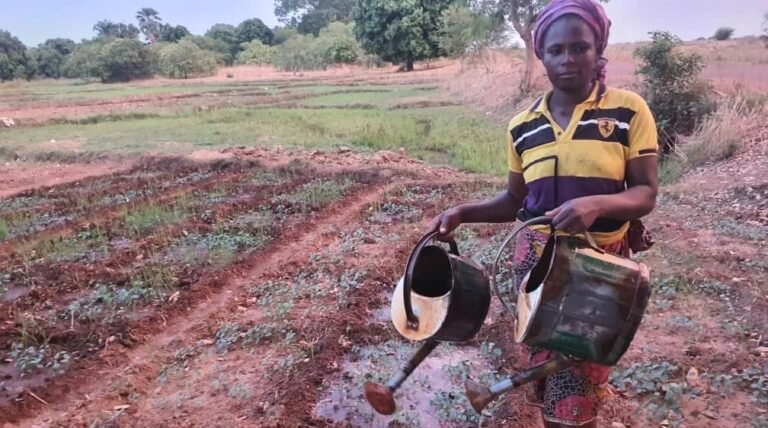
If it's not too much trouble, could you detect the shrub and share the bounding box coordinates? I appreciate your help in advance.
[63,41,102,79]
[713,27,735,41]
[273,22,364,71]
[273,34,328,71]
[635,31,714,153]
[98,38,154,82]
[235,40,278,65]
[183,35,233,65]
[0,30,35,81]
[158,40,218,79]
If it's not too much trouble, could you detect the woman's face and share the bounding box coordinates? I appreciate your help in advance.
[541,15,598,93]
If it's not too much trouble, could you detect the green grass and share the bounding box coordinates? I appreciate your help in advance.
[123,200,189,237]
[272,178,353,212]
[0,218,9,241]
[0,105,506,175]
[300,87,438,107]
[0,80,274,106]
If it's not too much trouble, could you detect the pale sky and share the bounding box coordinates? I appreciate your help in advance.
[2,0,767,47]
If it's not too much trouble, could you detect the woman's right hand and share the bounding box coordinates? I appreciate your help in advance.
[427,207,463,241]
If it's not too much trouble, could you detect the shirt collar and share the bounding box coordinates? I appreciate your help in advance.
[529,82,606,114]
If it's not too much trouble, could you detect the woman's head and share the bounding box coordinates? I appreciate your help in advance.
[533,0,611,92]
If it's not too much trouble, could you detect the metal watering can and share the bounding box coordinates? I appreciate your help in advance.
[365,217,651,415]
[465,217,652,412]
[364,231,491,415]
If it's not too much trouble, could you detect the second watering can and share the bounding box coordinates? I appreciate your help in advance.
[364,231,490,415]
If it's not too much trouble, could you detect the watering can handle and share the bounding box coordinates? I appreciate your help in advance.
[403,231,459,331]
[491,216,602,318]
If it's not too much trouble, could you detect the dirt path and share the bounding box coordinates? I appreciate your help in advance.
[0,161,131,198]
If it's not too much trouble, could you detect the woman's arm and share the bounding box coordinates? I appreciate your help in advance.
[545,156,658,233]
[429,172,528,236]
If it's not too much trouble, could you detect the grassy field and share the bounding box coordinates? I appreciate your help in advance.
[0,80,506,175]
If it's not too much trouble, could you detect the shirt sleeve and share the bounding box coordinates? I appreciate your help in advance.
[507,130,523,173]
[628,98,659,160]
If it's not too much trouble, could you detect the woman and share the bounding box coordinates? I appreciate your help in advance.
[428,0,658,426]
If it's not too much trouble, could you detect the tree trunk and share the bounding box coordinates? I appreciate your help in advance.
[520,31,535,93]
[406,57,414,72]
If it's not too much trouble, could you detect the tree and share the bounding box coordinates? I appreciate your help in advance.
[235,18,274,46]
[0,30,35,81]
[236,40,278,65]
[184,35,234,65]
[635,31,713,153]
[136,7,163,43]
[319,22,360,63]
[93,20,140,40]
[273,26,300,45]
[353,0,454,71]
[63,41,103,79]
[438,4,506,57]
[275,0,355,35]
[205,24,240,60]
[712,27,734,41]
[273,34,329,71]
[32,38,76,78]
[473,0,607,93]
[158,39,218,78]
[100,38,154,81]
[158,24,190,43]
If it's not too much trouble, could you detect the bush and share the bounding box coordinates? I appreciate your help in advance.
[713,27,735,41]
[158,40,218,79]
[273,26,299,45]
[318,22,360,64]
[273,35,329,71]
[32,38,75,78]
[183,35,233,66]
[235,40,277,65]
[98,38,154,82]
[0,30,35,81]
[635,31,714,153]
[63,42,103,79]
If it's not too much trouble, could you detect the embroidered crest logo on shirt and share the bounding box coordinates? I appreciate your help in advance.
[597,118,615,138]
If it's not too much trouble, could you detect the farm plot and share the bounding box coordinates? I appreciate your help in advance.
[0,155,411,422]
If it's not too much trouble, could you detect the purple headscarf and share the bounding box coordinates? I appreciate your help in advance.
[532,0,612,83]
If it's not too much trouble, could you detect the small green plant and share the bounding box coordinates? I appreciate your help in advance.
[9,343,49,373]
[16,315,49,346]
[272,178,353,213]
[214,322,241,353]
[123,201,188,237]
[611,361,685,423]
[0,218,9,240]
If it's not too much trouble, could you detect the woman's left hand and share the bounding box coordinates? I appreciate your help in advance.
[545,196,603,234]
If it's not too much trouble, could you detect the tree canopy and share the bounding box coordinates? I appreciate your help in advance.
[275,0,355,35]
[352,0,454,71]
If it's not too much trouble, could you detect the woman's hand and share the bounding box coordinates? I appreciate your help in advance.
[545,196,603,234]
[427,207,463,240]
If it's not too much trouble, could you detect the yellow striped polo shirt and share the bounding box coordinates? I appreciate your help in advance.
[506,83,659,245]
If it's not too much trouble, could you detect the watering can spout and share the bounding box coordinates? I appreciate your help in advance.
[465,356,574,413]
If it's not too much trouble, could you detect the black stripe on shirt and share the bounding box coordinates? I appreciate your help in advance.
[510,116,556,156]
[572,107,636,147]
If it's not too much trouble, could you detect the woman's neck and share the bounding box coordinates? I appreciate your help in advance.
[550,83,595,109]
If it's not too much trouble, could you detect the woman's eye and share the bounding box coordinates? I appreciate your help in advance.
[573,45,589,54]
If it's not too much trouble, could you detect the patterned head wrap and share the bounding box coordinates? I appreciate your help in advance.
[533,0,612,83]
